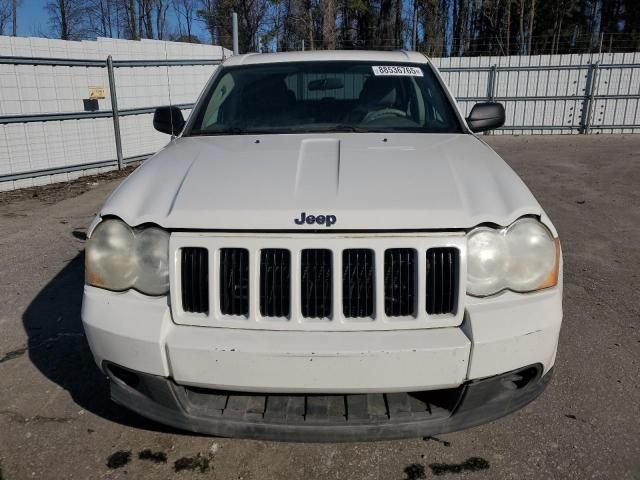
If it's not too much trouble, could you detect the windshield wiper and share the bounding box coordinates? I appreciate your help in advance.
[317,125,371,133]
[190,127,246,136]
[190,125,374,136]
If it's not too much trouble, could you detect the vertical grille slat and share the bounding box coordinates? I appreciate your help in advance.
[190,250,198,309]
[343,249,374,318]
[384,249,417,317]
[181,247,209,314]
[436,250,444,313]
[220,248,249,316]
[198,248,206,310]
[449,250,456,311]
[260,249,291,317]
[426,247,459,315]
[301,249,332,318]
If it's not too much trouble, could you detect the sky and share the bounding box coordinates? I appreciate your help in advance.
[16,0,48,37]
[15,0,210,41]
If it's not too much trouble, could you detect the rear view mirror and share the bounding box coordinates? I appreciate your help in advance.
[466,102,505,133]
[308,78,344,91]
[153,106,185,136]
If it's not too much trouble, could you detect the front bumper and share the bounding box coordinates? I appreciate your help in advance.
[105,362,552,442]
[82,285,562,392]
[82,283,561,440]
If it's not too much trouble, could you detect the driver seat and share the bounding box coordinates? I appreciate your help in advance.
[348,76,401,123]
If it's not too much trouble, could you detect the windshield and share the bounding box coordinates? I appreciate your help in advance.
[188,61,462,135]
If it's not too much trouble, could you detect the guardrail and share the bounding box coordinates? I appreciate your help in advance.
[0,55,221,184]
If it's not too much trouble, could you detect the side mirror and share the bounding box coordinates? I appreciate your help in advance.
[153,106,185,136]
[466,102,505,133]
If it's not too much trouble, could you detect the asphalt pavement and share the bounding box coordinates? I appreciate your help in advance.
[0,134,638,480]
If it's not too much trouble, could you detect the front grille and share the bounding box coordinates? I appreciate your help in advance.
[384,249,417,317]
[343,249,375,318]
[181,247,209,314]
[301,249,332,318]
[176,238,462,329]
[426,248,459,315]
[260,249,291,317]
[220,248,249,316]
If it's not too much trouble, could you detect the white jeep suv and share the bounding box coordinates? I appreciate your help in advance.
[82,50,562,442]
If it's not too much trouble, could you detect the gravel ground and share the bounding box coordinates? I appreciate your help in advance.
[0,135,638,480]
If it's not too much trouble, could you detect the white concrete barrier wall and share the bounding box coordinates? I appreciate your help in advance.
[0,36,230,191]
[0,39,639,191]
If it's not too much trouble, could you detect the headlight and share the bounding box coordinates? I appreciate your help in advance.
[467,218,559,297]
[132,227,170,295]
[85,218,170,296]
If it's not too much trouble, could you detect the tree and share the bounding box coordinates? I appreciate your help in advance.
[527,0,536,54]
[321,0,336,48]
[138,0,154,38]
[0,0,10,35]
[119,0,138,39]
[22,0,640,56]
[12,0,19,36]
[87,0,117,37]
[196,0,215,43]
[203,0,271,51]
[0,0,11,35]
[173,0,197,41]
[420,0,446,56]
[624,0,640,49]
[155,0,169,39]
[46,0,89,39]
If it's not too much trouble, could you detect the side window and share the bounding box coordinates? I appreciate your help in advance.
[410,77,426,124]
[424,86,447,125]
[201,73,235,129]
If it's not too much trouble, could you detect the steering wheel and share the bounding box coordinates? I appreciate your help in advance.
[362,108,407,124]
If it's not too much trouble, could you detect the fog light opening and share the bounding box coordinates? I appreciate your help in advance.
[501,366,540,391]
[106,363,140,389]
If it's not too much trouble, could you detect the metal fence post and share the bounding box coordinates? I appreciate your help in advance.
[106,55,124,170]
[581,61,600,134]
[484,65,498,135]
[232,13,239,55]
[487,64,497,101]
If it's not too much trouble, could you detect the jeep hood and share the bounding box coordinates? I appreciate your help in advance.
[100,133,545,231]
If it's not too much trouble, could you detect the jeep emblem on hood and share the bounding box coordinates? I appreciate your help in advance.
[294,212,336,227]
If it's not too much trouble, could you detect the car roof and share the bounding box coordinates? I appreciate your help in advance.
[222,50,430,67]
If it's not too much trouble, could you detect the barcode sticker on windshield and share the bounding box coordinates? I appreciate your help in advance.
[372,65,424,76]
